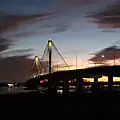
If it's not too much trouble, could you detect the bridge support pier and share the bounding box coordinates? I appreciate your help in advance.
[63,79,69,94]
[108,76,113,90]
[94,77,98,83]
[47,78,57,94]
[92,77,100,92]
[76,77,84,93]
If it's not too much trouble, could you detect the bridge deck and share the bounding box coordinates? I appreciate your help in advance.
[26,65,120,85]
[38,65,120,79]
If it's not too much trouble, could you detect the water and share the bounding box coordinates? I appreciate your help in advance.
[1,84,119,94]
[0,86,36,94]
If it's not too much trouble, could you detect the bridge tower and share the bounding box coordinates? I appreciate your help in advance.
[48,40,52,74]
[28,39,69,79]
[26,39,71,92]
[29,56,43,78]
[34,56,41,75]
[41,39,69,74]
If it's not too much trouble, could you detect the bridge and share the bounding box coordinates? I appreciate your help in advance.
[26,39,120,93]
[28,39,69,78]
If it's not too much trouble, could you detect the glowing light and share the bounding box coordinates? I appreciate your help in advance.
[40,80,44,83]
[44,79,48,82]
[48,40,52,47]
[33,75,37,78]
[98,76,108,82]
[83,78,94,82]
[8,84,13,87]
[113,77,120,82]
[35,56,39,63]
[57,90,63,94]
[69,86,76,89]
[102,55,104,58]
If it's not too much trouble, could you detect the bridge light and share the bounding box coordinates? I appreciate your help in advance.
[48,40,52,47]
[35,56,39,66]
[33,75,36,78]
[35,56,39,61]
[102,55,104,58]
[8,84,13,87]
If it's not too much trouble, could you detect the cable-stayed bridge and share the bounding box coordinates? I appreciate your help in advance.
[28,39,70,78]
[25,39,120,93]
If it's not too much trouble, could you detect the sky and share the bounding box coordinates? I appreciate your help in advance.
[0,0,120,81]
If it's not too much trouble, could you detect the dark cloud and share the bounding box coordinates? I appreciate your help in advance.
[0,36,34,82]
[1,49,33,57]
[10,23,69,37]
[0,37,12,52]
[10,30,47,37]
[88,45,120,63]
[63,0,95,7]
[0,55,34,82]
[40,24,69,33]
[89,1,120,28]
[2,0,95,37]
[0,11,54,33]
[0,36,33,57]
[53,24,69,33]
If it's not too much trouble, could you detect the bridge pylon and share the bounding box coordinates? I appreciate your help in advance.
[41,39,69,74]
[28,39,69,79]
[29,56,43,78]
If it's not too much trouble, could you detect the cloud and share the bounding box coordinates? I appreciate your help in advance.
[1,49,33,57]
[88,45,120,63]
[9,30,49,38]
[0,11,70,37]
[0,36,34,82]
[1,0,95,37]
[9,20,70,37]
[0,55,34,82]
[52,24,69,33]
[63,0,95,7]
[89,1,120,28]
[0,0,97,39]
[0,37,35,82]
[0,11,54,34]
[0,37,12,52]
[0,36,33,57]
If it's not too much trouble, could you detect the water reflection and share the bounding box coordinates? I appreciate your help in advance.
[0,86,36,94]
[0,83,120,94]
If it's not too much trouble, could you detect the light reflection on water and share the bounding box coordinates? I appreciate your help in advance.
[0,86,76,94]
[1,85,119,94]
[0,86,36,94]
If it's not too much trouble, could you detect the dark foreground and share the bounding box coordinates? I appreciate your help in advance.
[0,90,120,113]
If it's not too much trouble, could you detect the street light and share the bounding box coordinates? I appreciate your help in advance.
[102,55,104,58]
[102,55,104,64]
